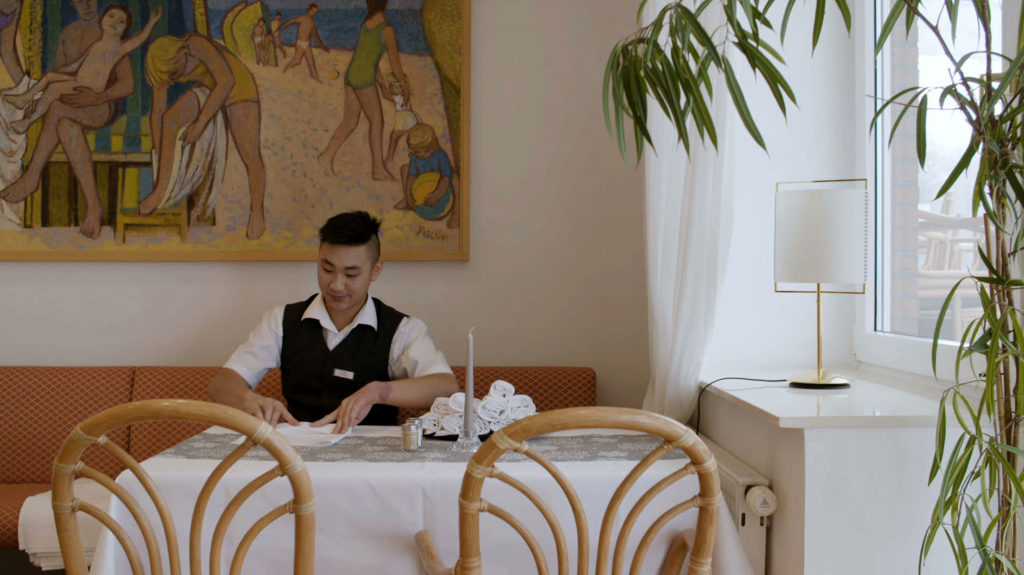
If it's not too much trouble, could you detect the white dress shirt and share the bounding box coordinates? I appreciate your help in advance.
[224,294,453,388]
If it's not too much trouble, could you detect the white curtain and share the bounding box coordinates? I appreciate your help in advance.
[641,22,734,420]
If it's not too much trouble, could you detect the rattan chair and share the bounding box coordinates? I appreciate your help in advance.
[51,399,315,575]
[415,406,720,575]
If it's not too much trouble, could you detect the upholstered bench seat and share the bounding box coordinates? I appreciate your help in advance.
[2,364,597,571]
[1,484,48,549]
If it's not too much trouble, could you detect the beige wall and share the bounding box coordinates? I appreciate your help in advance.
[0,0,649,408]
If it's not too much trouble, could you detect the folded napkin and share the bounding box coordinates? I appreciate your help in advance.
[19,477,109,570]
[231,422,348,447]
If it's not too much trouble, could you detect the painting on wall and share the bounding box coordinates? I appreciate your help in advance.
[0,0,468,261]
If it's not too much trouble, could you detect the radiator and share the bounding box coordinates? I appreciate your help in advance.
[701,435,775,575]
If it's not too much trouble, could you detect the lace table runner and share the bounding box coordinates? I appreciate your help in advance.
[157,430,689,463]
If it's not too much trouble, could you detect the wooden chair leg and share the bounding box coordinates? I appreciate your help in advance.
[415,530,454,575]
[659,529,695,575]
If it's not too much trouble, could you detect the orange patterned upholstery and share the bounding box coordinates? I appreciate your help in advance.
[397,366,597,421]
[0,367,133,484]
[455,366,597,410]
[128,367,285,462]
[0,366,133,550]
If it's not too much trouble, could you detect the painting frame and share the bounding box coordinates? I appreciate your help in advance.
[0,0,470,261]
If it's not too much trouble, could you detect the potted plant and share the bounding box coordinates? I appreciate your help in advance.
[605,1,1024,572]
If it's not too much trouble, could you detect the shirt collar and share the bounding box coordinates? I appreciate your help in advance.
[302,293,378,334]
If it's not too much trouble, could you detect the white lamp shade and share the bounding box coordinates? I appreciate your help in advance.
[774,187,867,284]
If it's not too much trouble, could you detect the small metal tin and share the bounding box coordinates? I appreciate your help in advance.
[405,417,424,448]
[401,423,420,451]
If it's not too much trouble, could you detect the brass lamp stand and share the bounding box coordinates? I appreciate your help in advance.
[776,282,865,388]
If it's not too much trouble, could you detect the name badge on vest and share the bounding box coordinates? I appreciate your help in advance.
[332,368,355,380]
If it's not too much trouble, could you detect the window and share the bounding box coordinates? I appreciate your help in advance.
[857,1,1007,379]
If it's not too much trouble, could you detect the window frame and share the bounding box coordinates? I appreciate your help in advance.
[850,1,1012,384]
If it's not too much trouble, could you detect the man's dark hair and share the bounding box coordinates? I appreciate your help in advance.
[319,211,381,262]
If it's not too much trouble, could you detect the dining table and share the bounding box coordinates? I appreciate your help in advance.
[88,425,754,575]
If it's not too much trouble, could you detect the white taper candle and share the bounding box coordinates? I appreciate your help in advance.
[464,327,475,436]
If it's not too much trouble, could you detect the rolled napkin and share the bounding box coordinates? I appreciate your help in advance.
[438,413,463,436]
[488,379,515,401]
[420,412,441,434]
[424,384,536,436]
[430,396,459,416]
[477,395,510,423]
[508,395,537,419]
[448,391,466,412]
[471,417,490,437]
[448,393,481,414]
[489,416,515,433]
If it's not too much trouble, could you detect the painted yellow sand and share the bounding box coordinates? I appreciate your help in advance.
[0,45,462,258]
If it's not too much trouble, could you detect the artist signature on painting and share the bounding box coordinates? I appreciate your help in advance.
[416,226,449,242]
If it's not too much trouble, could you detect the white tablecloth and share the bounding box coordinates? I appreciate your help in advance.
[90,426,753,575]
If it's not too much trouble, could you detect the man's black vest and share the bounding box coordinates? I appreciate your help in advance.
[281,295,406,424]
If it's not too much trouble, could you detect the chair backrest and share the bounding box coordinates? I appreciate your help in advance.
[51,399,315,575]
[454,406,719,575]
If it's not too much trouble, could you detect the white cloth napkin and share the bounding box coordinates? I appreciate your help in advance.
[478,395,510,423]
[508,395,537,419]
[448,392,466,412]
[19,477,109,570]
[230,422,348,447]
[447,392,481,414]
[430,396,458,416]
[438,413,463,436]
[489,416,514,432]
[420,412,441,434]
[488,379,515,401]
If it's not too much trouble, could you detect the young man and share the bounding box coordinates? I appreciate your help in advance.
[269,13,287,63]
[280,3,326,82]
[208,211,458,433]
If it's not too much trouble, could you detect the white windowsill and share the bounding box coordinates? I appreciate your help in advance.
[702,368,944,429]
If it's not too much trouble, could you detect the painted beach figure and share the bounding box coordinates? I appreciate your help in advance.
[380,71,420,164]
[0,0,140,240]
[5,5,161,134]
[281,3,327,82]
[397,123,457,227]
[269,13,287,64]
[318,0,409,180]
[143,33,267,240]
[251,18,269,66]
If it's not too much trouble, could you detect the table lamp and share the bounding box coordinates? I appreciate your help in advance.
[774,179,868,388]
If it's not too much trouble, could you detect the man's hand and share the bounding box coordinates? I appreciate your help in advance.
[243,393,299,426]
[311,381,391,434]
[60,86,106,108]
[207,368,298,425]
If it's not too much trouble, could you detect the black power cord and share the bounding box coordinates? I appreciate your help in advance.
[694,377,787,435]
